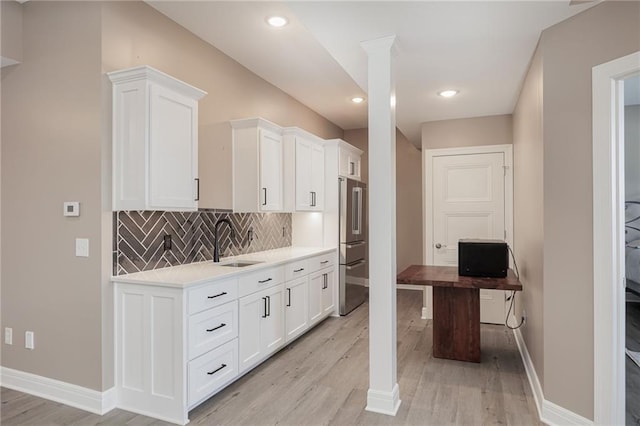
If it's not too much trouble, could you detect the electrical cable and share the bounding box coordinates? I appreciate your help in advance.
[505,245,525,330]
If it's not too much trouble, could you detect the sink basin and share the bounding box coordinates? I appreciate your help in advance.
[219,260,264,268]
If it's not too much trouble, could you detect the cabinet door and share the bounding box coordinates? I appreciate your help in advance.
[311,143,324,210]
[259,128,283,211]
[148,84,198,210]
[285,277,309,342]
[308,271,324,326]
[295,138,313,210]
[322,268,336,316]
[261,285,285,356]
[238,291,264,373]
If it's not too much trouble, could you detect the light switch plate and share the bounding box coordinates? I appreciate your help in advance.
[4,327,12,345]
[75,238,89,257]
[63,202,80,217]
[25,331,34,350]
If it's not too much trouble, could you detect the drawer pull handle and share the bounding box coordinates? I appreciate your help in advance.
[206,323,226,332]
[258,278,272,284]
[320,260,329,264]
[207,291,227,299]
[294,268,305,273]
[207,364,227,376]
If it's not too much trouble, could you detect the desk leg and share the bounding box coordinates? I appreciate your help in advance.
[432,287,480,363]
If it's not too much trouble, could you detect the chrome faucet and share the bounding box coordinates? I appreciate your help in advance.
[213,218,235,263]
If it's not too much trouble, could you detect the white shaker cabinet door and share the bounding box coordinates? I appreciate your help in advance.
[308,271,324,326]
[285,277,309,342]
[259,128,283,211]
[148,84,199,210]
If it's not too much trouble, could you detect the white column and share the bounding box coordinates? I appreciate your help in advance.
[362,35,400,416]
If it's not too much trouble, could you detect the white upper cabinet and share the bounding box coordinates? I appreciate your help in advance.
[109,66,206,211]
[332,139,363,181]
[283,127,325,212]
[231,118,284,212]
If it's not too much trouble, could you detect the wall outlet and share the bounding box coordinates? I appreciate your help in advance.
[25,331,34,350]
[4,327,12,345]
[522,309,527,324]
[75,238,89,257]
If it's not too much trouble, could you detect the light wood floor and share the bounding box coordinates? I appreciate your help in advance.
[627,298,640,425]
[1,290,540,426]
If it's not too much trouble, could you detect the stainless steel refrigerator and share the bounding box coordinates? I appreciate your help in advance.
[339,177,368,315]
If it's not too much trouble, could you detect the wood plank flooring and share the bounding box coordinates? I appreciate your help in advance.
[1,290,540,425]
[627,298,640,425]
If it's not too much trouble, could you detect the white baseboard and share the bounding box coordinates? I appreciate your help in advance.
[513,330,594,426]
[1,366,116,415]
[365,383,401,416]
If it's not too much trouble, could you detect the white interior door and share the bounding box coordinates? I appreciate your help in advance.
[431,151,507,324]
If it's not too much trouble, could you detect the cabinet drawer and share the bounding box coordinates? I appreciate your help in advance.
[308,252,335,273]
[285,259,309,282]
[238,266,284,298]
[188,300,238,360]
[188,338,238,407]
[188,278,238,315]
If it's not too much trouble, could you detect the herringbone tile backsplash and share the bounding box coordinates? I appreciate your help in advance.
[114,210,292,275]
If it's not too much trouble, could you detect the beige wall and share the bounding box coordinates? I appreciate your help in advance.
[512,1,640,419]
[101,2,343,210]
[1,1,23,63]
[540,1,639,418]
[1,2,104,390]
[1,1,344,392]
[421,114,512,150]
[343,128,423,272]
[513,46,545,387]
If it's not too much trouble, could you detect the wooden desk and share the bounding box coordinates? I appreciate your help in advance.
[397,265,523,363]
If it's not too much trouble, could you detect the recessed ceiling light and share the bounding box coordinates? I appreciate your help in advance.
[267,16,288,28]
[351,97,365,104]
[438,90,459,98]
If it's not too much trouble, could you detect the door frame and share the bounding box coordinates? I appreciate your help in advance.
[422,144,514,318]
[592,50,640,425]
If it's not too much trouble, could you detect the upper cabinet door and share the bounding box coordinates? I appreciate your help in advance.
[109,66,206,211]
[148,84,198,210]
[259,128,283,211]
[293,134,324,212]
[295,138,313,210]
[310,143,325,210]
[231,118,284,213]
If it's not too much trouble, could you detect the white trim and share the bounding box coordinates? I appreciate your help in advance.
[0,366,117,415]
[422,143,514,320]
[365,383,401,416]
[592,51,640,426]
[514,330,594,426]
[513,328,544,420]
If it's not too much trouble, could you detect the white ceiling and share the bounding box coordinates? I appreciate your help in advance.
[148,1,598,147]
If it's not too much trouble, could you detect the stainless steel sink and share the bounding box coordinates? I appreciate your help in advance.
[219,260,263,268]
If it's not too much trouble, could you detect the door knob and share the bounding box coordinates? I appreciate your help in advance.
[435,243,442,249]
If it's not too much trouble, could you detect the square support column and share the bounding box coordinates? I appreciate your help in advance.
[362,35,400,416]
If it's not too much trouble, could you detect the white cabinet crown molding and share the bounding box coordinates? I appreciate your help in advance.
[107,65,207,100]
[324,138,364,156]
[230,117,282,135]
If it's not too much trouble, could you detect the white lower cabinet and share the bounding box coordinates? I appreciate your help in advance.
[238,283,285,373]
[285,277,309,342]
[114,249,336,425]
[309,266,336,326]
[188,338,238,407]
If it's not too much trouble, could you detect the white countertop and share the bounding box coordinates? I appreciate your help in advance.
[112,246,336,288]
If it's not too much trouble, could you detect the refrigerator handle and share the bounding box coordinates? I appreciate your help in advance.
[352,187,363,235]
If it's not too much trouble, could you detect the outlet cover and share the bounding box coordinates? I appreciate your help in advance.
[25,331,34,350]
[4,327,12,345]
[75,238,89,257]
